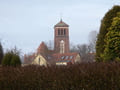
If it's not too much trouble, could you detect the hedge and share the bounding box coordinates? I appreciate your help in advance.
[0,62,120,90]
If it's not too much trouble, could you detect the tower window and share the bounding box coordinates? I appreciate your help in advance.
[58,29,60,35]
[61,29,63,35]
[60,40,65,54]
[64,29,66,35]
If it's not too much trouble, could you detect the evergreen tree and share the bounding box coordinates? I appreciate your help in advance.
[11,54,21,67]
[96,5,120,61]
[2,49,21,67]
[0,43,3,64]
[102,13,120,61]
[2,52,13,66]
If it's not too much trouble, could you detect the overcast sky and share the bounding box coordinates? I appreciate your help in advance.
[0,0,120,54]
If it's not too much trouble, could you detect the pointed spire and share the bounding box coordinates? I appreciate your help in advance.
[60,19,63,23]
[60,13,63,22]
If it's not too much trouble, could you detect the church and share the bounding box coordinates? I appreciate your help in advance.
[24,19,81,66]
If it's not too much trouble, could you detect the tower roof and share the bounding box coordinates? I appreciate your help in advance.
[54,19,69,27]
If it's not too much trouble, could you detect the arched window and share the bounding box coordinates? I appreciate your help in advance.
[60,40,65,54]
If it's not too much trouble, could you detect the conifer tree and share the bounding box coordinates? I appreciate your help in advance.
[2,52,13,66]
[11,54,21,67]
[0,43,3,64]
[102,13,120,61]
[96,5,120,61]
[2,48,21,66]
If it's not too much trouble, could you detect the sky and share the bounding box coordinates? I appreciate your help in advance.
[0,0,120,54]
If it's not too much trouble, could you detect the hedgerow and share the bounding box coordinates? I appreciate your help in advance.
[0,62,120,90]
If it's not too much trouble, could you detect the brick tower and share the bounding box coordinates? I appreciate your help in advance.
[54,19,69,53]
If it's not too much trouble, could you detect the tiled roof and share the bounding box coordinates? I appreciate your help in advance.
[37,42,48,54]
[24,53,36,64]
[54,19,69,27]
[52,53,78,63]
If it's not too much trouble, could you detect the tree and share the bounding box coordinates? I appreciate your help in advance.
[45,40,54,50]
[96,5,120,61]
[2,52,13,66]
[0,42,3,64]
[11,54,21,67]
[102,14,120,61]
[70,43,78,52]
[2,48,21,66]
[88,30,97,53]
[77,44,89,57]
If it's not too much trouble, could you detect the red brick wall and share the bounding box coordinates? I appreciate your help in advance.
[54,27,69,53]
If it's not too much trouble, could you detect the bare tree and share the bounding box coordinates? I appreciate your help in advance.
[88,30,98,53]
[77,44,89,57]
[45,40,54,50]
[70,43,78,52]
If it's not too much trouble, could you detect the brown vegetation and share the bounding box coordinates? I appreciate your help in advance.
[0,62,120,89]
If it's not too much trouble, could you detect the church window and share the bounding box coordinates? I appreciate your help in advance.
[60,40,65,54]
[64,29,66,35]
[58,29,60,35]
[61,29,63,35]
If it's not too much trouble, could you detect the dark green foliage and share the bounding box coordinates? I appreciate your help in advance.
[96,5,120,61]
[11,54,21,67]
[0,43,3,64]
[2,51,21,67]
[2,52,13,66]
[0,62,120,89]
[103,16,120,61]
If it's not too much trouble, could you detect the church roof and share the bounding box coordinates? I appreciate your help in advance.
[37,42,48,54]
[54,19,69,27]
[52,52,79,63]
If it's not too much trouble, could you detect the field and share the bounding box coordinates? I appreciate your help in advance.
[0,62,120,90]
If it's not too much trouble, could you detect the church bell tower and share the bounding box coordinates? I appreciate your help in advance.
[54,19,69,53]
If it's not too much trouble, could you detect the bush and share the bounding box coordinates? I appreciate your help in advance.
[0,62,120,89]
